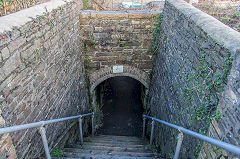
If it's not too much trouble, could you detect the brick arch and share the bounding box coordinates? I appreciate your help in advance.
[89,66,150,93]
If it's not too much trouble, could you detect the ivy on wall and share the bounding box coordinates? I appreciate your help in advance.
[150,13,164,53]
[183,53,233,128]
[189,54,232,157]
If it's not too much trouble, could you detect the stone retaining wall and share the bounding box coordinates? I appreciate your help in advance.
[0,0,89,158]
[148,0,240,158]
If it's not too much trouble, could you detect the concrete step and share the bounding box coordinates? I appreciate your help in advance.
[77,142,146,148]
[53,156,163,159]
[63,151,159,158]
[86,137,144,143]
[81,140,146,145]
[64,148,156,156]
[92,135,142,141]
[65,145,154,153]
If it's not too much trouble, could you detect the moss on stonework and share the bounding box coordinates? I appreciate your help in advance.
[150,13,164,53]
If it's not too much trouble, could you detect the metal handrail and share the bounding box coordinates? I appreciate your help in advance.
[143,115,240,159]
[0,112,95,159]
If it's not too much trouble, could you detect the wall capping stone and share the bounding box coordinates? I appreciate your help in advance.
[79,10,161,20]
[0,0,73,33]
[166,0,240,56]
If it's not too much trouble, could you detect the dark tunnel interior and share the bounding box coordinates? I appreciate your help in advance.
[95,76,145,137]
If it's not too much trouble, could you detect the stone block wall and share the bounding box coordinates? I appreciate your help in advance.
[79,10,160,77]
[0,0,89,158]
[148,0,240,158]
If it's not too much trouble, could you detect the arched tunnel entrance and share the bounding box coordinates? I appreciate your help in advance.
[93,76,147,137]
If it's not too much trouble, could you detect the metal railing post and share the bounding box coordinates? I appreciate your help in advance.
[39,126,51,159]
[78,117,83,144]
[142,115,146,138]
[174,131,184,159]
[91,113,95,137]
[150,119,155,145]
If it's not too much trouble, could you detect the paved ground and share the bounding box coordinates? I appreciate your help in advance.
[97,76,144,137]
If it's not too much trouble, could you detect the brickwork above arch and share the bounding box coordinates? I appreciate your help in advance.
[79,10,160,94]
[79,10,160,79]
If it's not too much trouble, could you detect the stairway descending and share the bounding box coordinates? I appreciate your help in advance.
[54,135,163,159]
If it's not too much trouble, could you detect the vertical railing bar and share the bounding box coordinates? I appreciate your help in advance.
[174,131,184,159]
[78,117,83,145]
[150,119,155,145]
[39,126,51,159]
[91,112,95,137]
[142,115,146,138]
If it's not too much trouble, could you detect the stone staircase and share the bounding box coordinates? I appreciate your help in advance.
[54,135,163,159]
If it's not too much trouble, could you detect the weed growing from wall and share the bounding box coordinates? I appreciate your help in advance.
[83,0,89,10]
[92,102,103,127]
[83,43,91,79]
[150,13,164,53]
[51,148,64,157]
[82,40,104,128]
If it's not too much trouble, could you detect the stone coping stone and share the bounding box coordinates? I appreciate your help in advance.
[0,0,73,34]
[150,11,162,14]
[79,10,161,19]
[126,10,151,13]
[166,0,240,56]
[79,10,161,14]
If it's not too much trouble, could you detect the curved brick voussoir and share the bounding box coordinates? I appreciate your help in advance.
[89,66,150,93]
